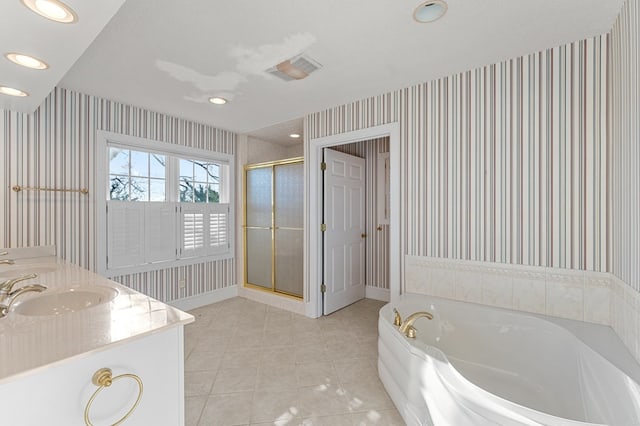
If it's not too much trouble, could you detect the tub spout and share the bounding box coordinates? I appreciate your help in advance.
[393,308,402,326]
[399,311,433,338]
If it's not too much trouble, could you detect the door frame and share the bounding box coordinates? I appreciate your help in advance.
[306,122,401,318]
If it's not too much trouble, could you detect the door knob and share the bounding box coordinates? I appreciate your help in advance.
[361,233,367,238]
[377,225,383,231]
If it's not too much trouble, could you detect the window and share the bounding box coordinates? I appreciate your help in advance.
[97,132,234,276]
[179,159,219,203]
[109,148,167,201]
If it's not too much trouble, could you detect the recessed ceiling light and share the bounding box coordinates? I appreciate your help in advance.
[209,97,227,105]
[413,0,447,23]
[0,86,29,97]
[289,133,301,139]
[21,0,78,23]
[5,52,49,70]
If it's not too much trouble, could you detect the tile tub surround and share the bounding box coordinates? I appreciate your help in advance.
[184,298,403,426]
[405,255,640,364]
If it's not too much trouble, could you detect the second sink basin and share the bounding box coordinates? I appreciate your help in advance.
[14,286,119,316]
[0,265,58,278]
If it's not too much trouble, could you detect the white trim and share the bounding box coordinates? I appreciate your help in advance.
[377,152,390,226]
[99,130,234,164]
[168,285,238,311]
[103,253,234,278]
[366,286,391,302]
[306,122,401,318]
[95,130,235,276]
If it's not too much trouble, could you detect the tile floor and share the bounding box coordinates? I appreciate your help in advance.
[184,297,404,426]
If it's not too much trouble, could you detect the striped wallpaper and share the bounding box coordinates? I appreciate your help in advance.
[306,35,609,273]
[329,137,390,290]
[0,87,236,303]
[611,0,640,292]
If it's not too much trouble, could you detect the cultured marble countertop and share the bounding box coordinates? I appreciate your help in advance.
[0,256,194,384]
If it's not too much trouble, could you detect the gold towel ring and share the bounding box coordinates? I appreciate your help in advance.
[84,368,144,426]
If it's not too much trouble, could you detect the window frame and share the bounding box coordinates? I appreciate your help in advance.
[96,131,234,277]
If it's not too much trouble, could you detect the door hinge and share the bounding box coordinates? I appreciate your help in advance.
[320,162,327,171]
[321,283,326,293]
[321,223,327,232]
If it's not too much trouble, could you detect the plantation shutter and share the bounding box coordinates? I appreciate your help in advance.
[145,203,178,263]
[180,205,207,258]
[180,203,230,258]
[107,201,145,269]
[209,204,230,254]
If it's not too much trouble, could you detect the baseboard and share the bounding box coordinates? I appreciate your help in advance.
[366,286,390,302]
[168,285,238,311]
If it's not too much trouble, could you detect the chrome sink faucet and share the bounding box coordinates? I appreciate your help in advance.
[0,284,47,318]
[396,310,434,338]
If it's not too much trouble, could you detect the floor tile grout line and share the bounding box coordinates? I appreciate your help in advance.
[186,298,394,425]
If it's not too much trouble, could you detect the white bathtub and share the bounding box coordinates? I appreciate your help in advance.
[378,294,640,426]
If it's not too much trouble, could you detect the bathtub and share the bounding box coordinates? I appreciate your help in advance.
[378,294,640,426]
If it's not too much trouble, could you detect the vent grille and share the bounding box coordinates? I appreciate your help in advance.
[266,54,322,81]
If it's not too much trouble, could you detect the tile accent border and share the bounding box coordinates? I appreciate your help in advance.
[610,275,640,363]
[405,255,639,363]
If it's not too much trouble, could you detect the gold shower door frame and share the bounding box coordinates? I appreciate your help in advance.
[243,157,304,299]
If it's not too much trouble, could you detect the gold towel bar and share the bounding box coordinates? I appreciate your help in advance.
[12,185,89,195]
[84,367,143,426]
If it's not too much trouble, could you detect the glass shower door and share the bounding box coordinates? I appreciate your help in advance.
[244,158,304,298]
[245,167,273,289]
[274,162,303,297]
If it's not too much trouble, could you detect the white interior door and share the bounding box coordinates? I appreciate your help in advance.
[323,148,366,314]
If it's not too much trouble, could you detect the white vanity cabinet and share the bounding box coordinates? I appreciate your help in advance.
[0,325,186,425]
[0,250,193,425]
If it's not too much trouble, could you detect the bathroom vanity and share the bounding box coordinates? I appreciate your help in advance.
[0,247,194,425]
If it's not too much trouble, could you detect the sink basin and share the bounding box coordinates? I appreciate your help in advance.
[0,265,57,278]
[14,286,119,316]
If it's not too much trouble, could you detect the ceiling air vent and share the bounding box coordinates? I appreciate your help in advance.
[266,54,322,81]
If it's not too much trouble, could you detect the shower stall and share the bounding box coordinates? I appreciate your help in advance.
[244,157,303,298]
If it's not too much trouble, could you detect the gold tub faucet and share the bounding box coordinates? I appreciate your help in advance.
[399,311,434,338]
[393,308,403,326]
